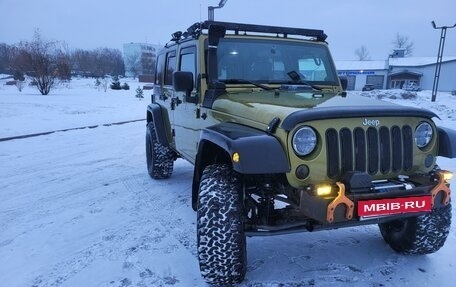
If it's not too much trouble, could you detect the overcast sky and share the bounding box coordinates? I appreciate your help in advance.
[1,0,455,60]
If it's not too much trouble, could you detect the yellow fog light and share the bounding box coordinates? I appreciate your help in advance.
[442,171,453,182]
[316,184,332,196]
[232,152,240,163]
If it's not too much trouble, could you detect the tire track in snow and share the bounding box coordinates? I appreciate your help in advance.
[242,227,411,287]
[121,170,197,257]
[27,167,197,287]
[1,121,203,287]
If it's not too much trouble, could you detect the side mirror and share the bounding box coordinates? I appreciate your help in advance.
[173,71,197,103]
[339,76,348,91]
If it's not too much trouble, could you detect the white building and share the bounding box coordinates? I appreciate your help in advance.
[335,54,456,91]
[123,43,162,79]
[388,56,456,91]
[336,60,388,91]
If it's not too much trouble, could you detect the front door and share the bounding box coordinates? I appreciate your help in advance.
[172,45,200,163]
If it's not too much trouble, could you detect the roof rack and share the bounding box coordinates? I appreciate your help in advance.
[182,21,327,42]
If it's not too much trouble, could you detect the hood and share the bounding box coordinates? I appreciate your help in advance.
[211,90,438,129]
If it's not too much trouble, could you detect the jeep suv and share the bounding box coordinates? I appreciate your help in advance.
[145,21,455,285]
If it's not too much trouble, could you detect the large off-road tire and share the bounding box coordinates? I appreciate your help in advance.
[197,164,246,285]
[379,204,452,254]
[145,122,174,179]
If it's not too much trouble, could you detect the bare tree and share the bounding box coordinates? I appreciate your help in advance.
[355,45,370,61]
[99,48,124,77]
[11,30,69,95]
[71,48,124,78]
[55,51,71,81]
[392,33,414,56]
[71,49,94,77]
[0,43,12,74]
[55,42,72,81]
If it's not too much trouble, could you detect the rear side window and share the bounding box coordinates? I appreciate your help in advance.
[164,51,176,85]
[155,54,165,85]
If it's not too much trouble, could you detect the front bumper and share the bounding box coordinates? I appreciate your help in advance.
[300,171,451,225]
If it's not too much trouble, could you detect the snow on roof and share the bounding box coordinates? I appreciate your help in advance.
[335,60,387,71]
[388,56,456,67]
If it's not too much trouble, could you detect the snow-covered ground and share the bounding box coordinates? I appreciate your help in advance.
[0,77,150,138]
[0,78,455,287]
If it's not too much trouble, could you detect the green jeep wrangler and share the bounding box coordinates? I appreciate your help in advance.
[145,21,455,285]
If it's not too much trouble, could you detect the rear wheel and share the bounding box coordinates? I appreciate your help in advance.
[197,164,246,285]
[145,122,174,179]
[379,204,452,254]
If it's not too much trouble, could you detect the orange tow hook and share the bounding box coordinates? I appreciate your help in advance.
[430,171,451,207]
[326,182,354,223]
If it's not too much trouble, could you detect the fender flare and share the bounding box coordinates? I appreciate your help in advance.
[191,122,290,210]
[146,103,171,146]
[438,126,456,158]
[199,122,290,174]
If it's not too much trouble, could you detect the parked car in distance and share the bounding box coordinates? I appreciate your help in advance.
[362,84,375,91]
[143,83,154,90]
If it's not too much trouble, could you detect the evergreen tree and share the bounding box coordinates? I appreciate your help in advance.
[135,86,144,100]
[110,76,121,90]
[121,82,130,90]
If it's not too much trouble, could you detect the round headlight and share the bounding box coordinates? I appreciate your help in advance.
[292,126,317,156]
[415,122,433,148]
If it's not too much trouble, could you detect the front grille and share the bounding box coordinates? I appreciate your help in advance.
[326,125,413,178]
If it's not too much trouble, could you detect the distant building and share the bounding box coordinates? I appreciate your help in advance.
[336,60,388,91]
[335,50,456,91]
[388,56,456,91]
[123,43,162,81]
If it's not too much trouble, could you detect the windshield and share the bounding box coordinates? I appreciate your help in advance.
[216,38,338,85]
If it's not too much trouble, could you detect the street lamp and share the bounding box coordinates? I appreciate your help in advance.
[431,21,456,102]
[208,0,228,21]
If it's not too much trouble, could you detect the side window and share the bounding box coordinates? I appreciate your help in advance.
[180,47,196,74]
[155,53,165,85]
[164,51,176,85]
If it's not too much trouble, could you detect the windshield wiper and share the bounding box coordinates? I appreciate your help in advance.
[223,79,275,91]
[285,71,322,91]
[281,82,322,91]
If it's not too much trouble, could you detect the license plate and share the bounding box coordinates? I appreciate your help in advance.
[358,196,432,217]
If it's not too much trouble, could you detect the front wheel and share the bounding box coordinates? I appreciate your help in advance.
[197,164,246,285]
[379,204,452,254]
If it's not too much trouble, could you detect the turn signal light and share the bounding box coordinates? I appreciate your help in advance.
[232,152,240,163]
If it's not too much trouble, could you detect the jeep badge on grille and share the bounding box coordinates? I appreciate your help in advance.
[363,118,380,127]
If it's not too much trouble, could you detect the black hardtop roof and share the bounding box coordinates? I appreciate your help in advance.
[172,20,327,42]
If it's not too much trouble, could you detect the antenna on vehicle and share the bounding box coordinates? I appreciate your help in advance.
[208,0,228,21]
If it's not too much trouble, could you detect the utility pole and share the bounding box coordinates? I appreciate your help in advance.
[431,21,456,102]
[208,0,228,21]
